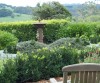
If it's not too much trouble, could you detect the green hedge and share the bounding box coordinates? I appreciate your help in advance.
[0,20,100,43]
[56,22,100,43]
[0,22,36,41]
[0,20,68,43]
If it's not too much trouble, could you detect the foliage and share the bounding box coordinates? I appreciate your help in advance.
[0,30,18,50]
[6,45,17,54]
[84,53,100,63]
[0,46,78,82]
[81,46,100,63]
[76,1,100,22]
[16,40,47,53]
[0,8,13,17]
[0,59,18,83]
[56,22,100,43]
[0,20,99,43]
[85,15,100,22]
[0,19,68,43]
[33,1,72,19]
[14,6,32,15]
[0,3,32,17]
[43,19,69,43]
[0,59,3,70]
[0,21,37,42]
[79,46,100,62]
[49,37,89,49]
[16,37,89,54]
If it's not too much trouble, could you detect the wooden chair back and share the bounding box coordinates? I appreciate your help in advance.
[62,63,100,83]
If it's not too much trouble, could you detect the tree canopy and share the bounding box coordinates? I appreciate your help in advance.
[33,1,72,19]
[0,8,13,17]
[77,1,100,21]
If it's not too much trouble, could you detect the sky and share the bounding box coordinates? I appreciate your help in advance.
[0,0,100,7]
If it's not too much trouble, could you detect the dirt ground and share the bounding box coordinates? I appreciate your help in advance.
[37,77,63,83]
[26,76,71,83]
[26,77,63,83]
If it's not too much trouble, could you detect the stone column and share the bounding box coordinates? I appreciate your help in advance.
[34,22,46,43]
[36,28,44,43]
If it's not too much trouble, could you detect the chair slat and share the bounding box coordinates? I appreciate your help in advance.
[63,72,68,83]
[75,72,79,83]
[88,71,92,83]
[83,71,88,83]
[80,71,84,83]
[96,71,100,83]
[71,72,75,83]
[92,71,96,83]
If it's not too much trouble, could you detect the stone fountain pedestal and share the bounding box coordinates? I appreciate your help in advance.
[34,22,46,43]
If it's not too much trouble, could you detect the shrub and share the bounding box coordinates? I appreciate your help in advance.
[16,46,78,82]
[16,37,89,54]
[0,30,18,50]
[0,46,79,82]
[79,46,100,62]
[6,45,17,53]
[84,53,100,63]
[49,37,89,49]
[16,40,47,53]
[0,59,18,83]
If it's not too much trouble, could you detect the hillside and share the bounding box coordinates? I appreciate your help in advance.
[0,3,100,22]
[0,3,33,22]
[0,14,32,22]
[64,4,100,16]
[0,3,33,15]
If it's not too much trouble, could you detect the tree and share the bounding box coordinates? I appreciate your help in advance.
[77,1,100,21]
[14,6,32,15]
[33,1,72,19]
[0,8,13,17]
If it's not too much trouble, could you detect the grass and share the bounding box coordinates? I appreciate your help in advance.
[0,14,32,22]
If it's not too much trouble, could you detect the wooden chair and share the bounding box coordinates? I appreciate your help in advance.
[62,63,100,83]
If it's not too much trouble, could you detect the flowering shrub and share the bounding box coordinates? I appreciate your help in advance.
[84,53,100,63]
[79,46,100,63]
[79,47,100,62]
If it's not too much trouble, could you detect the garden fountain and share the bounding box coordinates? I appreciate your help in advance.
[33,19,46,43]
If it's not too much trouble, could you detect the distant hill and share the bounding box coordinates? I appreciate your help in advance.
[64,4,100,16]
[64,4,81,16]
[0,3,100,17]
[0,3,34,22]
[0,3,99,22]
[0,3,33,16]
